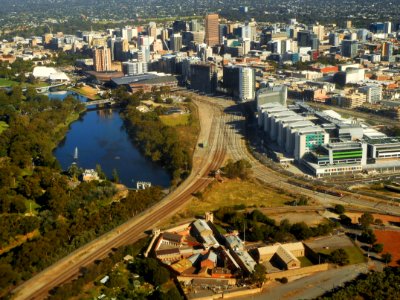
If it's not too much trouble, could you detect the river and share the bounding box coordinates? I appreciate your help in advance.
[50,91,171,188]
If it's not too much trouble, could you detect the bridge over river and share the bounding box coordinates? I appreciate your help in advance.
[83,98,115,106]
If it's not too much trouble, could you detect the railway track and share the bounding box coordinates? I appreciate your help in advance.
[12,100,228,300]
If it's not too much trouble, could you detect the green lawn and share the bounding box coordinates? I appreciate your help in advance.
[160,114,190,127]
[298,256,314,267]
[0,78,49,88]
[0,121,9,134]
[319,246,366,265]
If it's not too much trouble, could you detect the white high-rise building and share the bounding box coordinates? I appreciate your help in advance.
[239,67,255,102]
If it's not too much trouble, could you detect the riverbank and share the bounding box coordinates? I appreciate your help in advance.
[121,95,199,186]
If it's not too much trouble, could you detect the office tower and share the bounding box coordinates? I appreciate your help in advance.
[297,30,311,47]
[122,26,135,41]
[171,33,182,52]
[384,21,392,34]
[191,19,201,32]
[205,13,220,47]
[310,34,319,50]
[369,22,385,33]
[345,20,352,29]
[147,22,157,39]
[122,60,148,75]
[219,24,228,44]
[239,67,255,102]
[190,63,218,94]
[329,33,339,46]
[312,24,325,40]
[114,38,129,61]
[93,46,112,72]
[357,29,368,42]
[173,20,187,33]
[341,40,358,58]
[223,65,240,98]
[242,21,257,41]
[382,42,393,61]
[161,29,169,42]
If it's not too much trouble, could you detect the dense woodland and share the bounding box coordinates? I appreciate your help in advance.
[118,88,193,185]
[0,85,179,296]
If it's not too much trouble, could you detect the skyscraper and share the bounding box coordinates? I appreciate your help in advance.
[341,39,358,58]
[93,46,112,72]
[382,42,393,61]
[239,67,255,102]
[148,22,157,39]
[171,33,183,52]
[205,13,220,47]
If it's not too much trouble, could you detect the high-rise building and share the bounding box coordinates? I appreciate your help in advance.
[93,46,112,72]
[114,38,129,61]
[239,67,255,102]
[382,42,393,61]
[312,24,325,40]
[384,21,392,34]
[122,60,148,75]
[190,63,218,94]
[171,33,183,52]
[205,13,220,47]
[297,31,312,47]
[341,39,358,58]
[223,65,240,98]
[329,33,339,46]
[345,20,352,29]
[173,20,188,33]
[147,22,157,39]
[190,19,201,32]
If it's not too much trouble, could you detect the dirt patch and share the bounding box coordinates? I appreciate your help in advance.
[346,212,400,226]
[305,235,354,251]
[268,212,325,226]
[374,230,400,266]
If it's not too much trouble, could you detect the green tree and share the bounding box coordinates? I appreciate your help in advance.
[372,243,384,254]
[382,253,392,265]
[334,204,345,214]
[329,248,349,266]
[250,264,267,287]
[359,212,374,229]
[112,168,119,183]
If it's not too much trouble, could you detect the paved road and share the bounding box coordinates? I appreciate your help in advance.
[237,264,369,300]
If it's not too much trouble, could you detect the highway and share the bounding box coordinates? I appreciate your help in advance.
[12,99,228,300]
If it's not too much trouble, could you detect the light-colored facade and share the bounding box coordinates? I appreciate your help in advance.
[239,67,255,102]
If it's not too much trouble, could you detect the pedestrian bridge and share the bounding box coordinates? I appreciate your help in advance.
[83,98,115,106]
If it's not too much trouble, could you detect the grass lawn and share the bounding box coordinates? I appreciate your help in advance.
[160,114,190,127]
[214,223,227,235]
[175,179,296,221]
[70,86,101,100]
[0,78,49,88]
[319,246,366,265]
[298,256,314,267]
[0,121,9,134]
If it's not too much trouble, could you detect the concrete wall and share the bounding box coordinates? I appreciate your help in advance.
[265,263,330,280]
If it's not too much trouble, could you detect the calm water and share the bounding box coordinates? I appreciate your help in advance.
[51,91,171,188]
